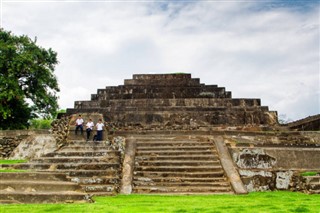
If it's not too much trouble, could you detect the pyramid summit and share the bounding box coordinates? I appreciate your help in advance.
[66,73,278,129]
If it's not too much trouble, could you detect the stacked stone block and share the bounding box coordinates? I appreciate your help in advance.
[67,74,278,128]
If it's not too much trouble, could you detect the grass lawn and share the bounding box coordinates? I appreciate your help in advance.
[1,191,319,213]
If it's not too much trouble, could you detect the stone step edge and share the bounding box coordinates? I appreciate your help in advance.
[131,192,234,195]
[135,155,218,158]
[0,191,88,195]
[133,182,230,186]
[135,166,223,169]
[136,146,215,149]
[133,177,227,181]
[137,160,219,163]
[0,180,79,185]
[10,162,120,166]
[136,150,216,153]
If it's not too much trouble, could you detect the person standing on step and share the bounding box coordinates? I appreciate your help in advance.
[96,119,105,142]
[85,118,94,141]
[75,114,84,135]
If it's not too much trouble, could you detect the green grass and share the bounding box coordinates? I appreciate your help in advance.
[1,191,319,213]
[301,171,318,176]
[0,169,27,172]
[0,159,27,164]
[0,159,27,172]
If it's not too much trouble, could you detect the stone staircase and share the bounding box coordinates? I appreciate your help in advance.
[0,172,88,203]
[305,175,320,194]
[132,135,233,194]
[0,140,121,203]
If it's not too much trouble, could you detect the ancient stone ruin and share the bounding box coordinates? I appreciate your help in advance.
[0,73,319,204]
[66,74,278,129]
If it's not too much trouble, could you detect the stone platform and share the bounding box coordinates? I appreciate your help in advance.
[66,74,278,128]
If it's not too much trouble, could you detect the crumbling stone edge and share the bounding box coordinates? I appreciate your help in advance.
[213,136,248,194]
[119,137,137,194]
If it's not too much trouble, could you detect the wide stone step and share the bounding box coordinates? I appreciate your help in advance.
[11,163,119,170]
[133,177,227,183]
[136,160,220,167]
[0,172,68,181]
[44,151,119,157]
[135,166,222,172]
[82,184,116,193]
[135,137,200,141]
[136,146,214,151]
[137,142,215,149]
[69,176,119,185]
[134,171,225,178]
[89,192,116,196]
[308,189,320,194]
[37,169,119,177]
[306,176,320,182]
[135,155,218,161]
[133,181,230,187]
[32,156,120,164]
[137,139,208,147]
[133,186,232,194]
[60,146,112,151]
[0,191,89,203]
[0,180,81,192]
[136,150,215,155]
[66,140,105,145]
[309,184,320,190]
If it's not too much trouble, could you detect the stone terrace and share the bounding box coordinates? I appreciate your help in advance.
[67,74,278,128]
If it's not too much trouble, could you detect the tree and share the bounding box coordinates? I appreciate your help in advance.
[0,29,60,129]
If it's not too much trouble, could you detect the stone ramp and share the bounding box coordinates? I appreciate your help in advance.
[0,139,122,203]
[132,135,234,194]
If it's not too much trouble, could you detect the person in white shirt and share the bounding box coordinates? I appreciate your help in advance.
[85,118,94,141]
[75,115,84,135]
[96,119,105,141]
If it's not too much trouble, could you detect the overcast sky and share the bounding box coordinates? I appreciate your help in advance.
[1,0,319,121]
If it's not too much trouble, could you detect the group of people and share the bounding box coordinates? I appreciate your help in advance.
[75,115,105,141]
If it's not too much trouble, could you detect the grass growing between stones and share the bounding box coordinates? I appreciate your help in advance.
[0,169,26,172]
[0,159,27,164]
[1,191,320,213]
[0,159,27,172]
[301,171,318,176]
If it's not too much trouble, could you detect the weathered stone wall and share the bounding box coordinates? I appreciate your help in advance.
[10,134,57,160]
[0,130,50,159]
[67,74,278,127]
[0,137,21,158]
[225,132,320,192]
[287,114,320,131]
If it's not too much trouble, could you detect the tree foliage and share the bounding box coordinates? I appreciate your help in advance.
[0,29,60,129]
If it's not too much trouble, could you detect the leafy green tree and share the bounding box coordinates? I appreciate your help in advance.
[29,119,53,129]
[0,29,60,130]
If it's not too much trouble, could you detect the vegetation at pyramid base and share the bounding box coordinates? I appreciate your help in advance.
[1,192,320,212]
[0,29,60,130]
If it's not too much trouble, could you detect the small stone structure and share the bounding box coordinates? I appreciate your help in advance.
[0,130,53,160]
[286,114,320,131]
[225,132,320,193]
[66,74,278,129]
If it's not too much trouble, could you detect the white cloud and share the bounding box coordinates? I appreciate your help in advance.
[2,1,319,121]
